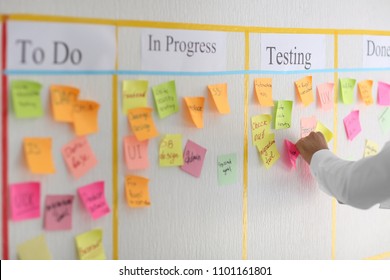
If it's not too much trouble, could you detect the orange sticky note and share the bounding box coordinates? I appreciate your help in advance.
[23,138,55,174]
[73,100,100,136]
[127,107,159,141]
[50,85,80,122]
[295,76,314,106]
[357,80,374,105]
[125,175,151,208]
[184,97,205,128]
[208,83,230,114]
[123,135,149,170]
[254,78,274,107]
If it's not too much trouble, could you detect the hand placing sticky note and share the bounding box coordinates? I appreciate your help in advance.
[122,80,148,114]
[10,182,40,221]
[75,229,106,260]
[125,175,150,208]
[181,140,207,177]
[295,76,313,106]
[357,80,373,105]
[301,116,317,138]
[274,100,293,130]
[78,181,110,220]
[44,195,74,230]
[124,135,149,170]
[340,78,356,104]
[256,133,280,169]
[378,81,390,106]
[23,138,56,174]
[364,140,379,158]
[128,107,159,141]
[315,121,333,142]
[254,78,274,107]
[73,100,100,135]
[159,134,184,167]
[217,153,237,186]
[251,114,271,145]
[379,108,390,134]
[343,110,361,141]
[152,81,179,118]
[50,85,80,122]
[317,82,334,110]
[208,83,230,114]
[17,235,52,260]
[11,80,43,118]
[184,97,205,128]
[285,139,300,169]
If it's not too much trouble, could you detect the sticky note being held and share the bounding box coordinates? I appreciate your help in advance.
[50,85,80,122]
[75,229,106,260]
[284,139,300,169]
[295,76,313,106]
[181,140,207,178]
[340,78,356,104]
[377,81,390,106]
[128,107,159,141]
[364,140,379,158]
[123,135,149,170]
[44,195,74,230]
[274,100,293,130]
[11,80,43,118]
[343,110,361,141]
[23,137,56,174]
[159,134,184,167]
[256,133,280,169]
[17,235,52,260]
[184,97,205,128]
[317,82,334,111]
[122,80,148,114]
[379,108,390,134]
[152,81,179,119]
[125,175,151,208]
[251,114,271,146]
[300,116,317,138]
[78,181,110,220]
[208,83,230,114]
[254,78,274,107]
[315,121,333,143]
[73,100,100,135]
[357,80,373,105]
[10,181,40,221]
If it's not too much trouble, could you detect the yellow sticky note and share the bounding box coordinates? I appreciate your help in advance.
[315,121,333,143]
[295,76,313,106]
[364,140,379,158]
[254,78,274,107]
[358,80,374,105]
[251,114,271,146]
[50,85,80,122]
[125,175,150,208]
[128,107,159,141]
[73,100,100,136]
[122,80,148,114]
[208,83,230,114]
[75,229,106,260]
[184,97,205,128]
[17,235,52,260]
[159,134,184,167]
[256,133,280,169]
[23,138,56,174]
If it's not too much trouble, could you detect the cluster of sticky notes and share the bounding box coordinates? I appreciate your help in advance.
[125,175,151,208]
[159,134,184,167]
[285,140,300,169]
[152,80,179,119]
[254,78,274,107]
[10,182,41,221]
[300,116,317,138]
[123,135,149,170]
[256,133,280,169]
[17,235,52,260]
[295,76,314,106]
[23,137,56,174]
[181,140,207,177]
[274,100,293,129]
[208,83,231,113]
[75,229,106,260]
[379,108,390,134]
[217,153,237,186]
[343,110,361,141]
[363,140,379,158]
[122,80,148,114]
[317,82,334,110]
[251,114,271,145]
[340,78,356,104]
[357,80,374,105]
[44,195,74,230]
[378,81,390,106]
[11,80,43,118]
[128,107,159,140]
[78,181,110,220]
[315,121,333,143]
[184,97,205,128]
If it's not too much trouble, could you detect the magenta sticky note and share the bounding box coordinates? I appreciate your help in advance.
[378,81,390,106]
[284,140,300,169]
[181,140,207,177]
[78,181,110,220]
[300,116,317,138]
[343,110,361,141]
[44,195,74,230]
[62,137,98,179]
[10,182,40,221]
[123,135,149,170]
[317,83,334,111]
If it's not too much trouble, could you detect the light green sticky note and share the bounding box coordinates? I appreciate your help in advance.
[217,153,237,186]
[274,100,293,130]
[75,229,106,260]
[159,134,184,166]
[256,133,280,169]
[251,114,271,146]
[340,78,356,104]
[11,80,43,118]
[315,121,333,142]
[122,80,148,114]
[379,108,390,134]
[17,235,52,260]
[152,81,179,119]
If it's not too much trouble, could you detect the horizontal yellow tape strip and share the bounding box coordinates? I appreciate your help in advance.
[8,14,116,25]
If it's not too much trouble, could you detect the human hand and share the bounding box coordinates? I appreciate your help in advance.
[295,131,329,164]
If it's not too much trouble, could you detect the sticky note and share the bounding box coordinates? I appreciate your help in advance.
[317,82,334,110]
[285,139,300,169]
[378,81,390,106]
[75,229,106,260]
[11,80,43,118]
[208,83,230,114]
[315,121,333,143]
[340,78,356,104]
[254,78,274,107]
[217,153,237,186]
[23,137,56,174]
[184,97,205,128]
[181,140,207,177]
[128,107,159,141]
[301,116,317,138]
[274,100,293,130]
[295,76,314,106]
[10,182,40,221]
[364,140,379,158]
[17,235,52,260]
[62,137,97,179]
[123,135,149,170]
[44,195,74,230]
[122,80,148,114]
[357,80,374,105]
[125,175,151,208]
[379,108,390,134]
[152,80,179,118]
[73,100,100,135]
[159,134,184,167]
[343,110,361,141]
[251,114,271,145]
[78,181,110,220]
[50,85,80,122]
[256,133,280,169]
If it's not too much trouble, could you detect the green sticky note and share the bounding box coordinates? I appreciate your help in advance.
[274,100,292,130]
[217,153,237,186]
[340,78,356,104]
[122,80,148,114]
[256,133,280,169]
[159,134,184,166]
[379,108,390,134]
[11,80,43,118]
[152,81,179,119]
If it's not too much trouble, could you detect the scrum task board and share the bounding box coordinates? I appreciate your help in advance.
[1,14,390,260]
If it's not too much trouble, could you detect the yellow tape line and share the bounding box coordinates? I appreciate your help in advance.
[364,251,390,260]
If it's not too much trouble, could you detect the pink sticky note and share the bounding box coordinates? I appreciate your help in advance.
[301,116,317,138]
[284,140,300,169]
[317,83,334,111]
[78,181,110,220]
[123,135,149,170]
[44,195,74,230]
[62,137,98,179]
[378,81,390,106]
[181,140,207,177]
[10,182,40,221]
[343,110,361,141]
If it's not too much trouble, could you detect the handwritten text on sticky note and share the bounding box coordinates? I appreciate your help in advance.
[257,133,280,169]
[50,85,80,122]
[11,80,43,118]
[295,76,313,106]
[343,110,361,141]
[379,108,390,134]
[73,100,100,135]
[181,140,207,177]
[254,78,273,107]
[357,80,374,105]
[152,80,179,118]
[125,175,151,208]
[127,107,159,141]
[78,181,110,220]
[122,80,148,114]
[285,139,300,169]
[44,195,74,230]
[364,140,379,158]
[317,82,334,110]
[208,83,230,114]
[301,116,317,138]
[159,134,184,166]
[123,135,149,170]
[275,100,293,130]
[75,229,106,260]
[184,97,205,128]
[251,114,271,145]
[217,153,237,186]
[340,78,356,104]
[10,182,40,221]
[23,138,56,174]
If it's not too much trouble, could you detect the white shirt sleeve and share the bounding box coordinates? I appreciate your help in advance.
[310,141,390,209]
